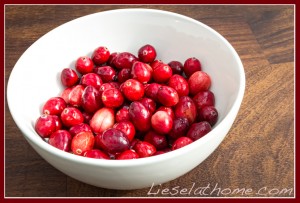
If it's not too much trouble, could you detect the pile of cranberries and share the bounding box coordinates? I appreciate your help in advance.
[34,44,218,160]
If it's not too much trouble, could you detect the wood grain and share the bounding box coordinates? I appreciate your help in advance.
[5,5,294,197]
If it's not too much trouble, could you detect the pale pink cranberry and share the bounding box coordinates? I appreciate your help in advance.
[89,107,115,134]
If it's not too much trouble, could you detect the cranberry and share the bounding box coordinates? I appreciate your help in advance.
[188,71,211,96]
[157,86,179,107]
[42,97,67,115]
[75,56,94,75]
[115,105,130,123]
[157,106,175,120]
[69,123,92,137]
[83,149,110,159]
[131,61,153,83]
[92,46,110,65]
[60,107,84,127]
[71,131,95,156]
[93,66,116,83]
[144,83,162,102]
[174,96,197,124]
[150,59,163,70]
[80,73,103,89]
[168,117,189,139]
[139,97,156,115]
[151,110,173,134]
[89,107,115,134]
[168,74,189,97]
[187,121,212,141]
[113,121,136,141]
[138,44,157,63]
[68,85,85,107]
[116,149,139,160]
[120,79,144,101]
[198,106,218,126]
[60,87,72,103]
[133,141,156,158]
[113,52,138,69]
[168,61,183,75]
[152,63,172,83]
[183,57,202,78]
[107,52,119,66]
[128,101,151,132]
[61,68,79,87]
[144,131,168,150]
[172,137,193,150]
[81,86,102,113]
[35,114,62,138]
[96,128,130,154]
[101,88,124,108]
[82,111,93,123]
[48,130,72,152]
[117,68,131,83]
[193,90,215,111]
[99,83,115,95]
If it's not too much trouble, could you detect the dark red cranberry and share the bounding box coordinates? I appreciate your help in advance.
[75,56,94,75]
[61,68,79,87]
[168,61,184,75]
[186,121,212,141]
[80,73,103,89]
[174,96,197,124]
[157,86,179,107]
[115,105,130,123]
[107,52,119,66]
[139,97,156,114]
[113,52,138,69]
[69,123,92,137]
[144,131,168,150]
[152,63,172,83]
[113,121,136,141]
[193,90,215,111]
[82,111,93,123]
[168,74,189,97]
[117,68,131,83]
[138,44,157,63]
[68,85,85,107]
[198,106,218,126]
[42,97,67,115]
[188,71,211,96]
[183,57,202,78]
[168,117,190,139]
[128,101,151,132]
[60,107,84,127]
[151,110,173,134]
[120,79,144,101]
[35,114,62,138]
[131,61,153,83]
[91,46,110,65]
[144,83,162,102]
[71,131,95,156]
[93,66,116,83]
[116,149,139,160]
[81,86,102,113]
[172,137,193,150]
[48,130,72,152]
[133,141,156,158]
[83,149,110,159]
[89,107,115,134]
[157,106,175,120]
[102,88,124,108]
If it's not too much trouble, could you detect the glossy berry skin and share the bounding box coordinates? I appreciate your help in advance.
[93,66,116,83]
[80,73,103,89]
[48,130,72,152]
[198,106,218,126]
[89,107,115,134]
[120,79,144,101]
[60,107,84,127]
[35,114,62,138]
[129,101,151,132]
[115,106,130,123]
[61,68,79,87]
[187,121,212,141]
[138,44,157,63]
[183,57,202,78]
[60,87,72,104]
[113,121,136,141]
[75,56,94,75]
[96,128,130,154]
[188,71,211,96]
[150,59,163,70]
[144,83,162,102]
[83,149,110,159]
[139,97,156,115]
[133,141,156,158]
[174,96,197,124]
[107,52,119,66]
[144,131,168,150]
[168,61,184,75]
[152,63,172,83]
[42,97,67,115]
[168,74,189,97]
[168,117,190,139]
[193,90,215,111]
[131,61,153,83]
[101,88,124,108]
[113,52,138,69]
[99,83,116,96]
[117,68,131,83]
[157,106,175,120]
[68,85,85,107]
[81,86,102,113]
[151,110,173,135]
[71,131,95,156]
[69,123,92,137]
[92,46,110,65]
[172,137,193,150]
[157,86,179,107]
[116,149,139,160]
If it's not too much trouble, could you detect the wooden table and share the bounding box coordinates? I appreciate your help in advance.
[5,5,294,197]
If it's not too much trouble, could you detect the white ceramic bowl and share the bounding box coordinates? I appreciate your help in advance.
[7,8,245,190]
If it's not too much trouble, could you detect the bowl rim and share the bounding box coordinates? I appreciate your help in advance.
[7,8,246,167]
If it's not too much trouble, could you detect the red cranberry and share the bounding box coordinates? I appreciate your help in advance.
[80,73,103,89]
[113,121,136,141]
[168,117,190,139]
[144,131,168,150]
[139,97,156,115]
[117,68,131,83]
[120,79,144,101]
[168,61,183,75]
[131,61,153,83]
[61,68,79,87]
[60,107,84,127]
[187,121,212,141]
[113,52,138,69]
[198,106,218,126]
[193,90,215,111]
[172,137,193,150]
[42,97,67,115]
[68,85,85,107]
[75,56,94,75]
[107,52,119,66]
[69,123,92,137]
[174,96,197,124]
[99,83,115,95]
[96,128,130,154]
[151,110,173,134]
[144,83,162,102]
[188,71,211,96]
[89,107,115,134]
[35,114,62,138]
[128,101,151,132]
[60,87,72,104]
[152,63,172,83]
[183,57,202,78]
[71,131,95,156]
[168,74,189,97]
[48,130,72,152]
[150,59,163,70]
[92,46,110,65]
[115,106,130,123]
[81,86,102,113]
[102,88,124,108]
[133,141,156,158]
[93,66,116,83]
[116,149,139,160]
[157,86,179,107]
[157,106,175,120]
[83,149,110,159]
[138,44,157,63]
